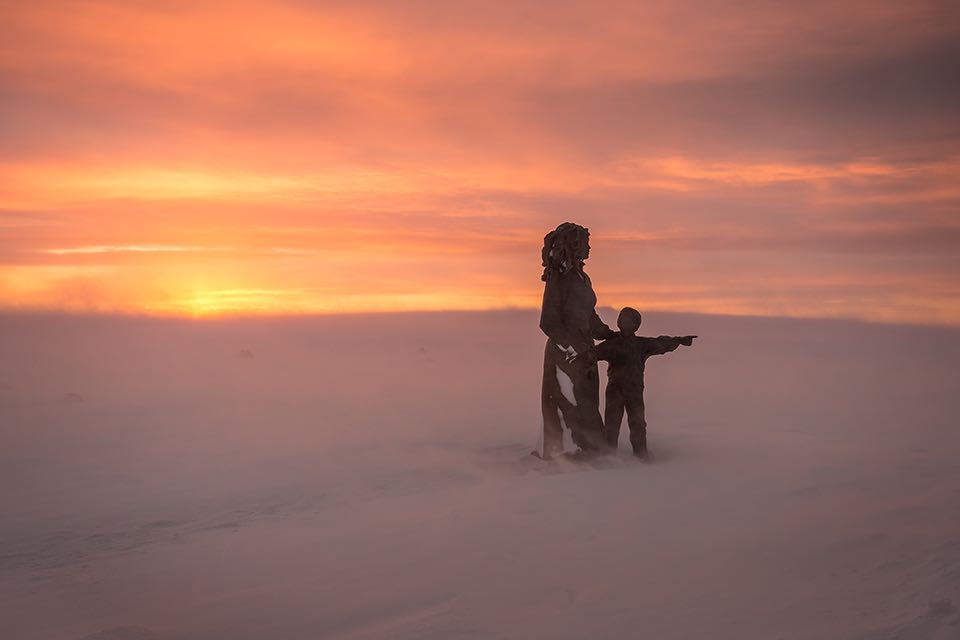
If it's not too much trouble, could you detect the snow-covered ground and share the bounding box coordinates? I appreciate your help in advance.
[1,310,958,640]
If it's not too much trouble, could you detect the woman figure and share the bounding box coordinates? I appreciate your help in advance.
[537,222,616,459]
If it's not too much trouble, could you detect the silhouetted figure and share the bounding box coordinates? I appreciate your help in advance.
[538,222,616,459]
[595,307,696,457]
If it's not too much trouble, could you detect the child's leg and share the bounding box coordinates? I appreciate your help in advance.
[604,383,626,449]
[625,391,648,455]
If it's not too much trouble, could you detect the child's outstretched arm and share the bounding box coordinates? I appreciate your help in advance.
[644,335,697,356]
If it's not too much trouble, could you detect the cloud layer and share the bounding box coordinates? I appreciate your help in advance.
[1,0,958,322]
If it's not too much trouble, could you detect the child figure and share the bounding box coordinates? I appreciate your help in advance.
[594,307,696,457]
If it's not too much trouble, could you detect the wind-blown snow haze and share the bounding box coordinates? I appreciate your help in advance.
[2,310,958,639]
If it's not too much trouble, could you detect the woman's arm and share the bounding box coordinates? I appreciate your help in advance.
[590,311,617,341]
[539,275,573,348]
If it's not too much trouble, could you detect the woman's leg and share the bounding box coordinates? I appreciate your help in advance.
[541,341,566,458]
[572,362,606,452]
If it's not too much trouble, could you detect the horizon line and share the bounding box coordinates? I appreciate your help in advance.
[1,305,958,332]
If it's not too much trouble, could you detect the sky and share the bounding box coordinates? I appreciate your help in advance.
[1,0,958,323]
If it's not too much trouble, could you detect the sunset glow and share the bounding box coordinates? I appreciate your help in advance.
[2,0,958,323]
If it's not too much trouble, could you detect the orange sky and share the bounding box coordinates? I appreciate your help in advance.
[1,0,959,323]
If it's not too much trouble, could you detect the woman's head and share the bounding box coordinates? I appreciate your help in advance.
[541,222,591,281]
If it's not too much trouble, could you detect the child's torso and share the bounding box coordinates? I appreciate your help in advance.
[605,336,648,387]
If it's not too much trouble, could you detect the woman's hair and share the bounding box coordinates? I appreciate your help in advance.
[541,222,590,281]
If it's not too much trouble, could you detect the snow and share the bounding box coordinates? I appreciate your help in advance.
[555,364,577,406]
[557,407,577,455]
[1,310,958,640]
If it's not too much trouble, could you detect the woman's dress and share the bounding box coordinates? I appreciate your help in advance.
[537,267,614,458]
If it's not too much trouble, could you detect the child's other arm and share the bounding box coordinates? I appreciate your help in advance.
[593,338,615,363]
[573,337,614,367]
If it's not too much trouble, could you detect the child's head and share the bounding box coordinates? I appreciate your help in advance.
[617,307,642,335]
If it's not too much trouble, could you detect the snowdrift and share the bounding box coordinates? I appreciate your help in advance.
[1,310,958,639]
